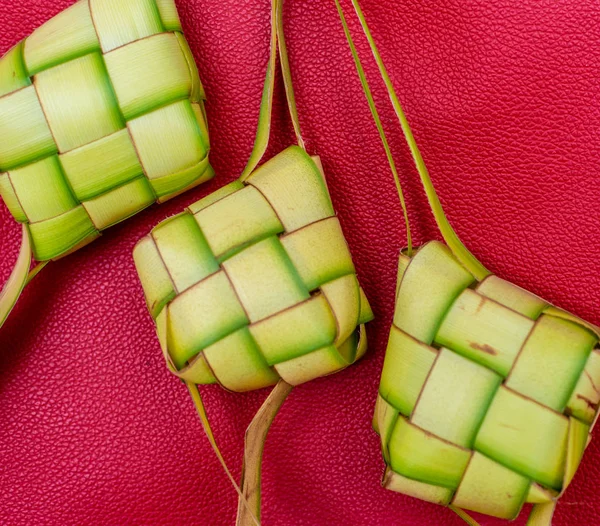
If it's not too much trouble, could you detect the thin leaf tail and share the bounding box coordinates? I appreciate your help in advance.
[449,505,482,526]
[237,380,294,526]
[26,260,50,286]
[240,0,280,180]
[276,0,306,151]
[0,225,34,328]
[346,0,489,280]
[527,502,556,526]
[186,382,261,526]
[333,0,412,256]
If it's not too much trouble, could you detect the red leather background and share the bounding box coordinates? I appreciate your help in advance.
[2,0,600,524]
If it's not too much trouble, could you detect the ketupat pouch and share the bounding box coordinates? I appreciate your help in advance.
[133,0,374,522]
[0,0,213,327]
[336,1,599,523]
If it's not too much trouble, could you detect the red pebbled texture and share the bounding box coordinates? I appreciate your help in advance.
[1,0,600,524]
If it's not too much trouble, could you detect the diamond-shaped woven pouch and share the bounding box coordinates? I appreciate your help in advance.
[0,0,212,262]
[134,146,373,392]
[374,240,600,520]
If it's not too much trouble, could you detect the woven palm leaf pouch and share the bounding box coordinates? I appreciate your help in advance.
[134,0,373,524]
[135,146,372,392]
[0,0,212,328]
[336,2,598,525]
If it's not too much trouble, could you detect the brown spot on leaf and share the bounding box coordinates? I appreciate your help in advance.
[475,296,486,314]
[469,342,498,355]
[499,423,519,431]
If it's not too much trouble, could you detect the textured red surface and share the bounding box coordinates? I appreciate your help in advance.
[1,0,600,524]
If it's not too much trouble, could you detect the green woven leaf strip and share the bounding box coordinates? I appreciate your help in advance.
[59,128,143,201]
[104,32,194,121]
[35,52,124,153]
[0,42,30,97]
[0,86,57,171]
[83,177,155,230]
[10,156,79,222]
[383,467,453,507]
[90,0,163,53]
[526,484,557,504]
[24,0,100,76]
[0,174,28,223]
[28,207,97,261]
[155,0,183,32]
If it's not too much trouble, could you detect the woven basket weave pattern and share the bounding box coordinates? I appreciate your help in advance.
[375,240,600,519]
[135,146,373,392]
[0,0,212,261]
